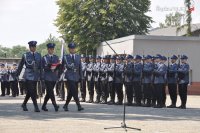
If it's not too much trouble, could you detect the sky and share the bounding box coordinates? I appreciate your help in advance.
[0,0,199,48]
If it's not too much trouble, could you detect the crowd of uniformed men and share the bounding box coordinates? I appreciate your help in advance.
[0,40,190,112]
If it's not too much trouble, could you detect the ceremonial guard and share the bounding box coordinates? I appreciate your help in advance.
[99,56,109,104]
[62,43,84,111]
[107,55,116,105]
[9,63,19,97]
[153,55,167,108]
[16,41,42,112]
[80,55,87,102]
[167,55,178,108]
[114,56,124,105]
[161,56,168,107]
[133,55,143,106]
[177,55,190,109]
[41,43,60,112]
[93,56,102,103]
[123,55,134,106]
[86,55,95,103]
[142,55,153,107]
[0,64,8,96]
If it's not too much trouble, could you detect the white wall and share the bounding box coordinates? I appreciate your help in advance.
[96,35,200,82]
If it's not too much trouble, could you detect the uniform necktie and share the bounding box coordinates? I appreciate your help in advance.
[72,54,75,62]
[50,56,53,63]
[32,52,35,61]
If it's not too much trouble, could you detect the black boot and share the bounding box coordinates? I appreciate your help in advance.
[21,104,28,111]
[94,96,100,103]
[63,104,68,111]
[107,100,115,105]
[41,105,48,111]
[34,104,40,112]
[52,101,59,112]
[77,104,84,111]
[86,96,93,103]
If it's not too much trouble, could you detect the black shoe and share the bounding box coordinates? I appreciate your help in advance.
[86,99,93,103]
[177,105,186,109]
[167,104,176,108]
[132,103,141,107]
[78,106,84,111]
[21,104,28,111]
[54,105,59,112]
[63,104,68,111]
[80,99,86,102]
[1,94,5,97]
[41,106,48,111]
[34,106,40,112]
[115,101,123,105]
[107,100,115,105]
[94,100,100,104]
[162,104,166,108]
[125,103,132,106]
[153,105,163,108]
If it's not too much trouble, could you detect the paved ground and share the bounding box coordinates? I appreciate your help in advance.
[0,95,200,133]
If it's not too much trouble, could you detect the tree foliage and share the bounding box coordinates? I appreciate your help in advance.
[55,0,152,54]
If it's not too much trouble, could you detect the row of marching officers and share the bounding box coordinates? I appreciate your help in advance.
[80,53,190,109]
[16,41,84,112]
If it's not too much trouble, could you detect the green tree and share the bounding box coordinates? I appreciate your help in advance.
[0,45,12,58]
[55,0,152,54]
[37,34,64,57]
[11,45,28,58]
[159,12,183,28]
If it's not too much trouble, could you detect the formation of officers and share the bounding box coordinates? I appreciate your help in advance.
[0,40,190,112]
[80,53,190,109]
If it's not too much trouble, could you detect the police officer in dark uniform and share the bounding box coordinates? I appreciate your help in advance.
[86,55,95,103]
[107,55,116,105]
[133,55,143,106]
[9,63,19,97]
[99,55,109,104]
[41,43,60,112]
[80,54,87,102]
[124,55,134,106]
[153,55,167,108]
[16,41,42,112]
[114,56,124,105]
[93,56,102,103]
[62,43,84,111]
[177,55,190,109]
[142,55,153,107]
[161,56,168,107]
[0,64,8,96]
[167,55,178,108]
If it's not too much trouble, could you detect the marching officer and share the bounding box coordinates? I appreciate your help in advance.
[16,41,42,112]
[107,55,116,105]
[99,55,109,104]
[0,64,8,96]
[124,55,134,106]
[142,55,153,107]
[41,43,60,112]
[80,54,87,102]
[86,55,95,103]
[114,56,124,105]
[167,55,178,108]
[177,55,190,109]
[62,43,84,111]
[133,55,143,106]
[93,56,102,103]
[153,55,167,108]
